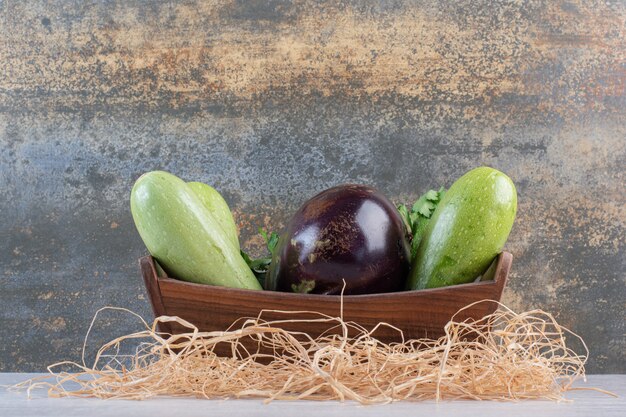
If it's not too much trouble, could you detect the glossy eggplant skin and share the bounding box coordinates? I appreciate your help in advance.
[266,184,411,295]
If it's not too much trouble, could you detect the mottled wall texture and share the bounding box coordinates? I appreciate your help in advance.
[1,0,624,373]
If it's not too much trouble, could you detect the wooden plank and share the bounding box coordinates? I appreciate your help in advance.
[2,373,624,416]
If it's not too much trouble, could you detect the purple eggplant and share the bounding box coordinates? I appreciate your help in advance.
[266,184,411,295]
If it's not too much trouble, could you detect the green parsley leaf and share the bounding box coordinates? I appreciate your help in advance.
[397,187,446,263]
[243,228,282,287]
[259,227,280,254]
[417,200,435,217]
[397,204,411,233]
[425,189,439,201]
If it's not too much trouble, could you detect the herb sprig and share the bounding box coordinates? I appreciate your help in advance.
[241,228,280,287]
[397,187,446,262]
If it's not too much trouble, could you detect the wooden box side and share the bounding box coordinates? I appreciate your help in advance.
[139,256,173,334]
[140,251,512,342]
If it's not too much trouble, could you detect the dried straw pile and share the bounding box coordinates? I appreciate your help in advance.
[16,301,590,404]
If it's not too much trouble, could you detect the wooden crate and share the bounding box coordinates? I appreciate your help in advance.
[140,252,512,344]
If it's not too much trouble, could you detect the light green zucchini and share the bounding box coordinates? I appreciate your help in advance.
[407,167,517,290]
[130,171,261,290]
[187,181,240,250]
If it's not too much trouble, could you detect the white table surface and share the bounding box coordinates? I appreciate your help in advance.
[1,373,623,417]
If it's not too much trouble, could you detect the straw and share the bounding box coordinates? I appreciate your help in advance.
[12,300,592,404]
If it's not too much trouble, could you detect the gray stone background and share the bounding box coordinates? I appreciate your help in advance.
[1,0,624,373]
